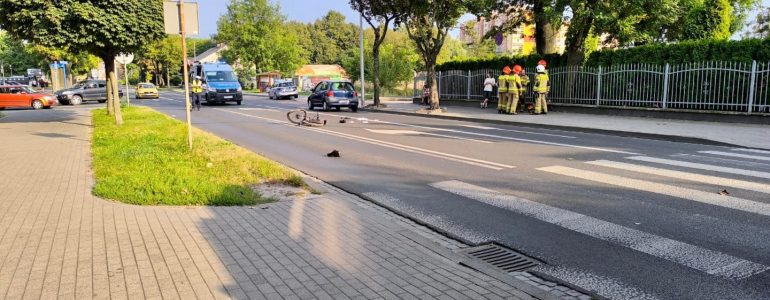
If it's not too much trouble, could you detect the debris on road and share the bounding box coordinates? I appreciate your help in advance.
[719,189,730,196]
[327,150,341,157]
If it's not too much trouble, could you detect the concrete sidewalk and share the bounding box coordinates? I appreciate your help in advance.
[373,101,770,150]
[0,108,579,300]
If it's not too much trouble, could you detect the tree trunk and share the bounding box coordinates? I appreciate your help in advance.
[534,0,560,55]
[426,62,439,110]
[372,45,381,107]
[105,58,123,125]
[565,2,596,65]
[105,58,115,116]
[166,67,170,88]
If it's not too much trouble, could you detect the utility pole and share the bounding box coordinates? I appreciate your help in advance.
[359,12,365,108]
[179,0,193,150]
[124,63,131,107]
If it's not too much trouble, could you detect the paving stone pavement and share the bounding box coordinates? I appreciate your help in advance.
[0,108,562,299]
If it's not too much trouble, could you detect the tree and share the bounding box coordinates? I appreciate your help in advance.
[350,0,406,106]
[139,35,182,87]
[0,0,164,125]
[216,0,306,80]
[402,0,468,110]
[313,11,360,64]
[0,32,45,76]
[341,28,418,94]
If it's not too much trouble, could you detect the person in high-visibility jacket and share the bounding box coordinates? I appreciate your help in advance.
[497,66,511,114]
[518,69,530,113]
[506,65,524,114]
[191,76,203,111]
[534,64,550,114]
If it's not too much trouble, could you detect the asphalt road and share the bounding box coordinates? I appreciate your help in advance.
[133,92,770,300]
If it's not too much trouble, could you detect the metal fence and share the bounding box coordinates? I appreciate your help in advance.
[415,61,770,114]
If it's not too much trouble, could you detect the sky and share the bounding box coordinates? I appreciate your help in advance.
[195,0,361,37]
[195,0,770,38]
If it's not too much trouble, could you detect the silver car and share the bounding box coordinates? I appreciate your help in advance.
[268,81,298,100]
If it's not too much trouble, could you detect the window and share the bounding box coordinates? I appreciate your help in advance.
[205,71,236,82]
[98,83,106,88]
[314,82,327,92]
[139,84,154,89]
[330,82,354,92]
[0,87,8,94]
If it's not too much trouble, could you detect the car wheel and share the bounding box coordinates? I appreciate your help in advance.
[294,95,298,99]
[351,105,358,112]
[70,95,83,106]
[237,101,242,105]
[31,100,44,110]
[335,106,341,111]
[322,101,329,111]
[268,94,273,100]
[97,99,106,103]
[307,100,314,110]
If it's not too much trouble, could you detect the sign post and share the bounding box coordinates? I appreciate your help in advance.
[116,53,134,107]
[164,1,199,150]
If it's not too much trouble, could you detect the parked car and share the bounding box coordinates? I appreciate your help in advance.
[135,83,159,99]
[55,80,122,105]
[307,81,359,112]
[0,85,57,110]
[268,81,298,100]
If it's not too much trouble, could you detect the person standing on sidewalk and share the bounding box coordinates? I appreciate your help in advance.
[497,67,511,114]
[518,69,530,113]
[506,65,524,115]
[191,76,203,111]
[481,73,496,109]
[534,64,550,115]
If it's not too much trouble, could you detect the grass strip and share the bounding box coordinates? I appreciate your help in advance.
[91,106,304,206]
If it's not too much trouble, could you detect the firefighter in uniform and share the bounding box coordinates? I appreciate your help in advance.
[506,65,523,114]
[518,69,530,113]
[534,64,550,115]
[191,76,203,111]
[497,66,511,114]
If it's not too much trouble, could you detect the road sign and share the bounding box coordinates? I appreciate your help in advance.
[116,53,134,65]
[163,1,199,35]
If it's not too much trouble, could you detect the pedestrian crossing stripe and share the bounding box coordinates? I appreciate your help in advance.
[586,160,770,195]
[732,148,770,155]
[538,166,770,217]
[627,156,770,180]
[431,180,769,279]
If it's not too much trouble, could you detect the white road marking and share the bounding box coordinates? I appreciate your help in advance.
[699,150,770,162]
[587,160,770,195]
[431,180,769,279]
[539,165,770,216]
[239,107,278,112]
[214,108,514,170]
[460,124,577,139]
[733,148,770,155]
[159,96,182,102]
[365,129,493,144]
[319,112,637,155]
[628,156,770,180]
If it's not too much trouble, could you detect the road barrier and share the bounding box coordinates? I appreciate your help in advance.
[414,61,770,114]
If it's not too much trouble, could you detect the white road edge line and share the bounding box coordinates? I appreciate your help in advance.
[699,150,770,162]
[460,124,577,139]
[213,108,514,170]
[318,111,638,155]
[364,129,493,144]
[539,165,770,217]
[431,180,769,280]
[587,160,770,195]
[627,156,770,180]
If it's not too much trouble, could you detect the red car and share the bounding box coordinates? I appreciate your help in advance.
[0,85,57,110]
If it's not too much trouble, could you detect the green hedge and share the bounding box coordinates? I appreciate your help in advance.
[586,39,770,66]
[436,39,770,71]
[436,53,567,71]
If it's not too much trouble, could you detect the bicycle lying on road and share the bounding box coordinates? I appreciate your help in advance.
[286,109,326,127]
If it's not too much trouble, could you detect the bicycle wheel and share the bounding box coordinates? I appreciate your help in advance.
[286,109,307,125]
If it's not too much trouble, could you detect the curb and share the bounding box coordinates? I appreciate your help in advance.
[367,108,765,150]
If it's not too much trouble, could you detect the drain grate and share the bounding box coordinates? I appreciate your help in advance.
[460,244,540,273]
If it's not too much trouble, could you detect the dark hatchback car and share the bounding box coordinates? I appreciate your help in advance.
[307,81,359,112]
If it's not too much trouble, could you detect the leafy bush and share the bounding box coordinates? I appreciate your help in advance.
[437,39,770,71]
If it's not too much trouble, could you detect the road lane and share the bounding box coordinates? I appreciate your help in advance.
[141,92,770,300]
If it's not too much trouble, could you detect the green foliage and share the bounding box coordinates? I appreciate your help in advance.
[586,39,770,66]
[287,11,359,65]
[91,106,305,206]
[137,35,182,86]
[745,6,770,39]
[216,0,305,76]
[437,53,567,71]
[680,0,733,40]
[341,29,419,90]
[0,32,45,75]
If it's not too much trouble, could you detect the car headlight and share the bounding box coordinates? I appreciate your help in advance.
[236,86,243,92]
[208,87,216,92]
[61,91,73,95]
